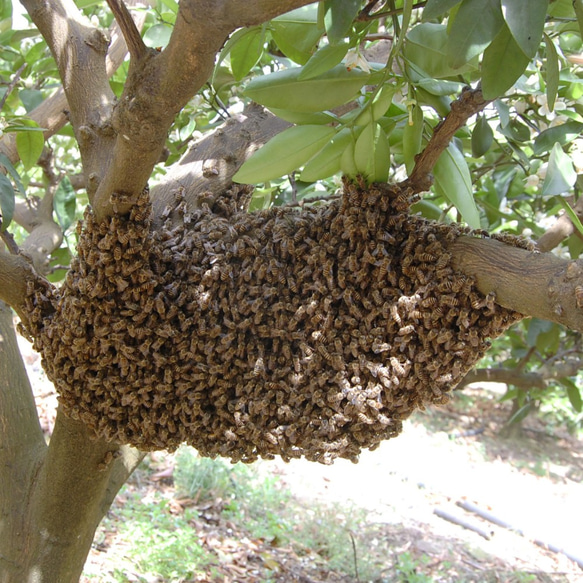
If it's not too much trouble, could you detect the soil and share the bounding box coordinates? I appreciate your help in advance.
[17,333,583,583]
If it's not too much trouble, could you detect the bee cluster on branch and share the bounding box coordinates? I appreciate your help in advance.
[23,181,530,464]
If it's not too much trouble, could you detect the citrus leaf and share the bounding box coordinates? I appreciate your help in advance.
[501,0,547,59]
[403,103,424,173]
[557,197,583,238]
[544,33,560,112]
[542,142,577,196]
[422,0,463,20]
[353,85,396,126]
[244,65,370,113]
[447,0,504,68]
[340,137,358,177]
[481,23,530,100]
[354,122,390,183]
[300,128,354,182]
[143,23,172,49]
[298,41,350,80]
[0,152,26,196]
[0,173,15,230]
[233,125,336,183]
[471,115,494,157]
[230,27,264,81]
[268,108,336,125]
[323,0,361,44]
[16,123,44,170]
[271,6,323,65]
[405,23,478,79]
[533,121,583,155]
[433,142,480,227]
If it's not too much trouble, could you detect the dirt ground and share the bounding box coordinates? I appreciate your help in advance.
[17,333,583,582]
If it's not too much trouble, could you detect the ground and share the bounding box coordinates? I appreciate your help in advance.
[19,333,583,582]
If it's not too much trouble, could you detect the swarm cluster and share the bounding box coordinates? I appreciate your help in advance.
[24,183,527,463]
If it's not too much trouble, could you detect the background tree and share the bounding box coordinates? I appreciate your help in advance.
[1,0,583,580]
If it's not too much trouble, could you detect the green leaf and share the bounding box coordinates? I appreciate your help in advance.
[143,23,172,49]
[507,403,532,426]
[354,122,390,183]
[526,317,553,347]
[298,41,350,80]
[268,109,336,125]
[560,378,583,413]
[533,121,583,155]
[230,27,264,81]
[575,0,583,42]
[433,142,480,227]
[0,173,15,230]
[233,125,336,183]
[300,128,354,182]
[447,0,504,68]
[352,85,396,126]
[481,23,531,100]
[16,122,44,170]
[271,6,323,65]
[422,0,463,20]
[19,88,44,112]
[557,197,583,238]
[501,0,547,59]
[0,152,26,196]
[323,0,361,44]
[53,176,76,231]
[542,142,577,196]
[403,103,424,173]
[244,65,370,113]
[544,33,560,112]
[471,115,494,157]
[405,23,478,79]
[340,137,358,177]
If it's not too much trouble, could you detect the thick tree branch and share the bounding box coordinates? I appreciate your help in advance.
[458,367,547,390]
[404,87,491,193]
[450,236,583,331]
[92,0,315,220]
[105,0,147,61]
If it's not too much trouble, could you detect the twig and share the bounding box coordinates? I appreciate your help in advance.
[348,530,360,582]
[0,63,26,111]
[105,0,147,61]
[403,87,491,194]
[0,226,20,254]
[358,0,427,21]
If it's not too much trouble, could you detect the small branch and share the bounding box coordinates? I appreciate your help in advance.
[0,226,20,254]
[357,0,427,21]
[457,367,547,391]
[537,196,583,253]
[404,87,491,193]
[433,508,492,540]
[105,0,147,61]
[0,63,26,111]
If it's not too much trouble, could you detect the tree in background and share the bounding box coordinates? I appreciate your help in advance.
[1,0,583,579]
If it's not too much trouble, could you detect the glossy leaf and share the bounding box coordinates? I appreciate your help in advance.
[533,121,583,155]
[298,41,350,80]
[244,65,370,113]
[300,128,354,181]
[422,0,463,20]
[271,6,323,64]
[54,176,76,231]
[501,0,547,59]
[268,108,336,125]
[323,0,361,44]
[481,24,530,99]
[354,122,390,183]
[233,125,335,183]
[340,137,359,177]
[19,88,44,112]
[0,174,14,230]
[471,115,494,157]
[544,33,560,112]
[352,85,396,126]
[542,142,577,195]
[0,153,26,196]
[405,23,478,79]
[402,103,424,173]
[230,27,264,81]
[433,143,480,227]
[16,122,44,170]
[447,0,504,68]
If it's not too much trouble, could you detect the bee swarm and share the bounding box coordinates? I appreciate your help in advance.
[23,182,528,464]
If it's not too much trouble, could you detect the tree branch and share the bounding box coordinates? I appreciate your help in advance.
[105,0,147,61]
[92,0,315,220]
[450,235,583,331]
[457,367,547,390]
[404,87,491,193]
[537,196,583,252]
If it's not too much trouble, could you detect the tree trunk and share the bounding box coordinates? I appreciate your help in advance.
[0,302,144,582]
